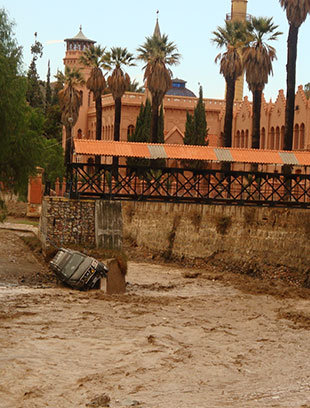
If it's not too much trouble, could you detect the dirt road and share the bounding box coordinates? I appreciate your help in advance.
[1,230,310,407]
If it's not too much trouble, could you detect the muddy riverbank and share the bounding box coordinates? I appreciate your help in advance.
[1,230,310,407]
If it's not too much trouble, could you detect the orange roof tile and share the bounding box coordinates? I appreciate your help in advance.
[73,140,310,166]
[74,140,151,158]
[293,151,310,166]
[231,149,283,164]
[164,145,218,161]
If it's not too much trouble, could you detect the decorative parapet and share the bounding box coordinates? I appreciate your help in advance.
[297,85,308,107]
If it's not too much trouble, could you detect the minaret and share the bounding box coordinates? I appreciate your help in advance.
[63,27,96,143]
[153,10,161,38]
[145,12,162,100]
[63,26,96,69]
[230,0,248,22]
[227,0,248,101]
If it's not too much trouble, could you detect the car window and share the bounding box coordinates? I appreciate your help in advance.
[62,253,85,278]
[71,258,92,280]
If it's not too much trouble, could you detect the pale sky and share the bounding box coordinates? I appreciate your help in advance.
[2,0,310,101]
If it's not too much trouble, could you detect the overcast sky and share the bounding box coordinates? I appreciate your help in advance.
[2,0,310,101]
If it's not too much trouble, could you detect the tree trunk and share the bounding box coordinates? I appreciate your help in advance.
[95,95,102,141]
[95,95,102,165]
[112,97,122,177]
[151,96,159,143]
[252,89,262,149]
[223,78,235,147]
[64,124,72,171]
[284,24,298,151]
[113,97,122,141]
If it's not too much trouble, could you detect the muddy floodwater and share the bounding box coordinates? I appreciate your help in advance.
[1,230,310,407]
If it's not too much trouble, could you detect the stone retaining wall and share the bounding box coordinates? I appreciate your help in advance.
[40,197,310,275]
[122,201,310,274]
[40,197,123,253]
[40,197,96,251]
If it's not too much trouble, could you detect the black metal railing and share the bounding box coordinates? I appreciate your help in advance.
[66,163,310,208]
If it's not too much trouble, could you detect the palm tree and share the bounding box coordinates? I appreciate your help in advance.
[212,20,249,148]
[127,79,144,93]
[279,0,310,150]
[137,33,180,143]
[104,47,135,142]
[56,66,85,169]
[243,17,282,149]
[79,45,106,141]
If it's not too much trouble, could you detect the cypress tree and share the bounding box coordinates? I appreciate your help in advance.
[127,100,152,170]
[183,86,208,169]
[184,111,195,145]
[128,100,166,171]
[26,32,44,109]
[129,99,151,143]
[154,104,166,168]
[157,105,165,144]
[45,60,52,110]
[194,86,207,146]
[184,86,208,146]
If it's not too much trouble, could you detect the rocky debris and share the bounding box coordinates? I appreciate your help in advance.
[182,271,200,279]
[121,399,141,406]
[86,393,111,407]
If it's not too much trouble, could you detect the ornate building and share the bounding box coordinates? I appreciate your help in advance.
[63,2,310,159]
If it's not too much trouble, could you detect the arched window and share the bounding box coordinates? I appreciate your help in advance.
[77,129,82,139]
[127,125,135,139]
[102,126,105,140]
[236,131,240,148]
[300,123,305,150]
[241,130,245,148]
[294,124,299,149]
[275,127,280,150]
[87,130,90,139]
[280,126,285,150]
[261,127,266,149]
[245,130,249,148]
[270,127,275,149]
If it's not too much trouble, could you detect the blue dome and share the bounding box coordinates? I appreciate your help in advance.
[166,78,196,98]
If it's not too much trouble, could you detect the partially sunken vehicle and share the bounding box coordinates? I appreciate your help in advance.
[50,248,108,290]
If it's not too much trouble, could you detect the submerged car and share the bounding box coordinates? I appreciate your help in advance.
[50,248,108,290]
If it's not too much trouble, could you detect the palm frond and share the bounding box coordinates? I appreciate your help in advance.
[279,0,310,27]
[104,47,135,100]
[243,16,281,91]
[212,21,249,81]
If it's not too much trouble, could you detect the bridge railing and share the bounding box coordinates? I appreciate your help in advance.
[66,163,310,208]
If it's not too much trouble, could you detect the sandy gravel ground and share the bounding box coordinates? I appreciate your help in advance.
[1,231,310,408]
